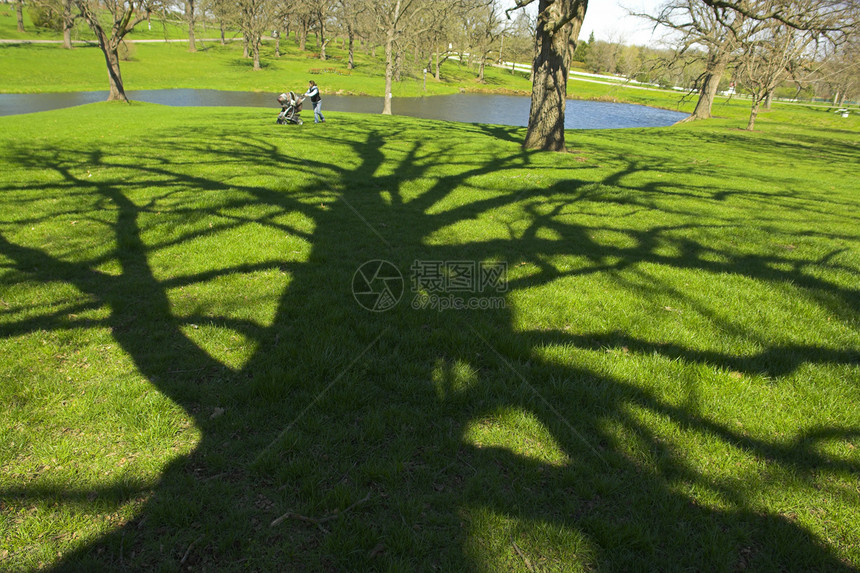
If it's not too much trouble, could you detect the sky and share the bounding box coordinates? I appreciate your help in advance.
[502,0,668,47]
[580,0,666,45]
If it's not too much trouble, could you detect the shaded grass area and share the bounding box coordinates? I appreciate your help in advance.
[0,103,858,571]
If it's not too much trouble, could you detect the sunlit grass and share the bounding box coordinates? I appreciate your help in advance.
[0,102,858,571]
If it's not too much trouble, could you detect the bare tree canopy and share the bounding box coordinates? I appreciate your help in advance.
[734,15,823,128]
[367,0,460,114]
[75,0,157,102]
[699,0,859,33]
[635,0,750,120]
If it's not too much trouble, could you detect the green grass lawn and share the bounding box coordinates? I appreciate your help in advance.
[0,4,223,42]
[0,100,858,571]
[0,27,535,99]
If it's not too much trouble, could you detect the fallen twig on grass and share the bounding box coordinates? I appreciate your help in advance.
[180,534,203,565]
[270,492,372,532]
[512,539,536,572]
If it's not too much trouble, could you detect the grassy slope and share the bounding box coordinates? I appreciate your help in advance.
[0,101,858,571]
[0,5,219,42]
[0,25,535,98]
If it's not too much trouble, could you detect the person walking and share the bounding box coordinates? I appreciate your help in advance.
[304,80,325,124]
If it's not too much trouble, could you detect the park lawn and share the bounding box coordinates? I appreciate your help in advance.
[0,102,858,571]
[0,27,536,99]
[0,5,222,42]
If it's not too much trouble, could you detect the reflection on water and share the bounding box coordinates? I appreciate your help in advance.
[0,89,688,129]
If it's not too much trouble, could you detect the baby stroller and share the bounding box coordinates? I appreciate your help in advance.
[276,92,304,125]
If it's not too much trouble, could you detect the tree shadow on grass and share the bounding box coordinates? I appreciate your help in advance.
[0,114,858,571]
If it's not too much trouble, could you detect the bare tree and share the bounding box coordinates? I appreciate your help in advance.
[504,9,534,76]
[336,0,366,69]
[635,0,748,121]
[237,0,274,70]
[312,0,337,60]
[30,0,80,48]
[421,9,464,80]
[283,1,314,51]
[202,0,235,45]
[508,0,588,152]
[700,0,857,33]
[367,0,453,115]
[735,20,822,129]
[185,0,197,52]
[815,36,860,105]
[60,0,77,49]
[465,0,505,82]
[75,0,156,102]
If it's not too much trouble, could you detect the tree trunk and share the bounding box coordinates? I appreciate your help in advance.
[746,99,760,130]
[63,0,74,49]
[523,0,587,152]
[298,22,308,51]
[764,89,773,109]
[243,34,250,58]
[347,24,355,69]
[103,45,128,102]
[186,0,196,53]
[220,20,226,45]
[275,31,281,57]
[252,36,262,70]
[683,51,727,122]
[319,17,327,60]
[16,0,25,32]
[382,20,397,115]
[435,48,441,80]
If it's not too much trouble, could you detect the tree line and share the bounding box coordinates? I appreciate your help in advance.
[633,0,859,128]
[10,0,860,149]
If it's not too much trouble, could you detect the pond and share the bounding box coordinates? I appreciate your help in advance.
[0,89,689,129]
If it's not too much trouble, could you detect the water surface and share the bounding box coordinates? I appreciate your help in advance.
[0,89,688,129]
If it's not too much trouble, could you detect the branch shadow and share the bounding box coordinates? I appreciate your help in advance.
[0,115,857,571]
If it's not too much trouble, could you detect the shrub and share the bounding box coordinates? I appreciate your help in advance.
[28,5,63,31]
[118,41,137,62]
